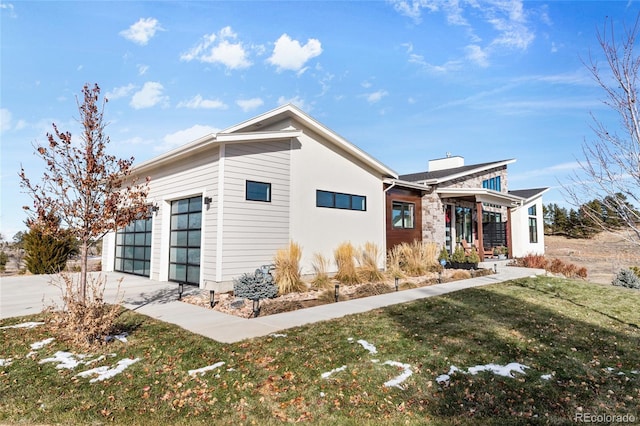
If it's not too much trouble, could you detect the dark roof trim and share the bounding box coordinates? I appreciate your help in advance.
[399,159,516,184]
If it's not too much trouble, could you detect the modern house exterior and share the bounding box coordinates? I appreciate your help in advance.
[102,104,396,291]
[388,155,548,260]
[102,105,548,290]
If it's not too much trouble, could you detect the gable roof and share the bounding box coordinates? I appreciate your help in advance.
[221,103,397,178]
[509,188,550,201]
[133,104,397,178]
[399,159,516,184]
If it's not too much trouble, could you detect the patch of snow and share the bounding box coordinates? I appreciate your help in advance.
[269,333,287,338]
[188,361,225,376]
[606,367,615,372]
[0,321,45,329]
[321,365,347,379]
[26,351,37,358]
[541,374,553,380]
[320,392,325,397]
[347,337,354,342]
[30,338,55,350]
[383,361,412,389]
[105,333,128,343]
[39,351,88,369]
[436,365,464,385]
[357,339,377,354]
[76,358,140,383]
[617,372,626,376]
[0,358,13,367]
[468,362,529,378]
[631,370,638,374]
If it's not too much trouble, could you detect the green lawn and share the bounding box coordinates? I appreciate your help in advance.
[1,276,639,425]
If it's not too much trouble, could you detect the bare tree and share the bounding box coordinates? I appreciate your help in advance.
[20,83,149,301]
[566,15,640,245]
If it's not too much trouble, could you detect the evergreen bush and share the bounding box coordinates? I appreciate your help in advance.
[233,266,279,301]
[612,268,640,290]
[23,224,77,274]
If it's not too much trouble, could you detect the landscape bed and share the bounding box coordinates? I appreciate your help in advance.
[0,276,638,425]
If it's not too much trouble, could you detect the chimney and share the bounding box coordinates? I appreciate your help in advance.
[428,155,464,172]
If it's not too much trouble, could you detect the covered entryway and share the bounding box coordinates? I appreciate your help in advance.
[436,188,524,261]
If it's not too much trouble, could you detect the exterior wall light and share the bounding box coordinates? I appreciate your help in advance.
[203,196,213,207]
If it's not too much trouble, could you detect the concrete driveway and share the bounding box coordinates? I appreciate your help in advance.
[0,272,178,320]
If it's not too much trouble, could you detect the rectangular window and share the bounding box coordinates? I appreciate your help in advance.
[392,201,415,229]
[246,180,271,202]
[115,215,152,277]
[482,176,502,192]
[316,190,366,211]
[528,204,538,243]
[529,217,538,243]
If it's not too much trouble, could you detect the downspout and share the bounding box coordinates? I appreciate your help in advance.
[382,181,397,272]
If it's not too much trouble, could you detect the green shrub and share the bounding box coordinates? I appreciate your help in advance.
[0,251,8,272]
[233,266,279,301]
[466,248,480,264]
[612,268,640,290]
[630,266,640,278]
[23,226,77,274]
[451,245,466,264]
[437,247,449,263]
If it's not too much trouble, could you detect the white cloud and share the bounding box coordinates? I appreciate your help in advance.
[236,98,264,112]
[177,95,227,109]
[465,45,489,68]
[180,27,251,70]
[388,0,438,23]
[364,90,388,104]
[277,95,309,111]
[0,108,25,133]
[106,84,136,100]
[0,3,17,18]
[267,34,323,72]
[130,82,168,109]
[137,64,149,75]
[120,18,163,46]
[156,124,219,152]
[0,108,12,133]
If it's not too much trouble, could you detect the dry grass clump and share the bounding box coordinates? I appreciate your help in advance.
[450,270,472,280]
[514,254,587,279]
[310,253,332,289]
[387,241,440,277]
[334,242,360,285]
[357,242,385,283]
[348,282,392,299]
[44,273,122,349]
[274,241,306,294]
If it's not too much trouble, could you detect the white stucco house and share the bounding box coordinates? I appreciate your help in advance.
[102,104,396,291]
[102,105,548,290]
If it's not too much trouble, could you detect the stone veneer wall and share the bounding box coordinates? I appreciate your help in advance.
[420,166,509,248]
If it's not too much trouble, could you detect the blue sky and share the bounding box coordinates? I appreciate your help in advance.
[1,1,637,239]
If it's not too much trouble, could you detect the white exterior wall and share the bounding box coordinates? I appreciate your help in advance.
[510,196,545,257]
[289,127,386,274]
[103,147,219,287]
[220,140,291,280]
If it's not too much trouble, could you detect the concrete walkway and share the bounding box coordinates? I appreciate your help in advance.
[0,264,543,343]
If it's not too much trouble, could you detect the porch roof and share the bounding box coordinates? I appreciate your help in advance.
[436,187,524,207]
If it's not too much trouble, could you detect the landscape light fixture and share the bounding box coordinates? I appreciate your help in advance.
[252,299,260,318]
[178,282,184,300]
[438,271,442,284]
[209,290,216,308]
[334,284,340,302]
[494,263,498,273]
[395,277,399,292]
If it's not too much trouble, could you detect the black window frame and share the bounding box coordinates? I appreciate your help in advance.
[391,201,415,229]
[115,214,152,277]
[316,190,367,211]
[246,180,272,202]
[528,204,538,243]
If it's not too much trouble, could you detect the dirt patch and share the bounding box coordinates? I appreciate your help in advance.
[544,231,638,284]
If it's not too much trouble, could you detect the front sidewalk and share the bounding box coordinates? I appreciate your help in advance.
[1,266,544,343]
